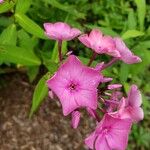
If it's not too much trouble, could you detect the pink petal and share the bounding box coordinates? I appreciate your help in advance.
[95,135,111,150]
[106,129,130,150]
[95,62,104,71]
[60,90,79,116]
[48,91,54,99]
[85,132,96,149]
[89,29,103,43]
[78,34,91,48]
[114,37,142,64]
[108,84,122,90]
[71,110,81,129]
[127,85,142,107]
[120,106,144,122]
[86,108,97,119]
[101,77,113,83]
[75,89,97,110]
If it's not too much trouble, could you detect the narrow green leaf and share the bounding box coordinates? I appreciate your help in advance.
[128,9,137,29]
[135,0,146,31]
[0,45,41,65]
[15,0,31,14]
[0,1,15,14]
[119,63,129,83]
[15,13,47,39]
[29,74,49,117]
[121,30,144,40]
[0,24,17,46]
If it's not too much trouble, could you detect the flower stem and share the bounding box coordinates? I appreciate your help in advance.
[101,58,118,70]
[88,52,97,66]
[58,40,62,63]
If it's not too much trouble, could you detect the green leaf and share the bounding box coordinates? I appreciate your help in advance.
[0,45,41,65]
[45,0,85,19]
[18,29,38,50]
[29,74,49,117]
[0,1,15,14]
[119,63,129,83]
[51,41,67,63]
[135,0,146,31]
[121,30,144,40]
[15,0,31,14]
[15,13,47,39]
[127,9,137,29]
[0,24,17,46]
[27,66,39,82]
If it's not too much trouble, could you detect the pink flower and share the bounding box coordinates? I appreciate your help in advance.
[117,85,144,122]
[47,55,102,116]
[85,114,132,150]
[78,29,120,57]
[44,22,81,41]
[114,37,142,64]
[0,0,4,3]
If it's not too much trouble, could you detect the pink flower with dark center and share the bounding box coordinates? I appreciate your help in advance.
[114,37,142,64]
[78,29,120,57]
[47,55,102,116]
[85,114,132,150]
[117,85,144,122]
[44,22,81,41]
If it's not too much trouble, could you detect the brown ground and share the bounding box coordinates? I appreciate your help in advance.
[0,73,95,150]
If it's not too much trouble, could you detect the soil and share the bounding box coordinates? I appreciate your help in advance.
[0,73,95,150]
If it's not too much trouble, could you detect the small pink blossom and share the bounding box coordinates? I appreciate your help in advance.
[108,84,122,90]
[44,22,81,41]
[71,110,81,129]
[85,114,132,150]
[78,29,120,57]
[47,55,102,116]
[117,85,144,122]
[114,37,142,64]
[0,0,4,3]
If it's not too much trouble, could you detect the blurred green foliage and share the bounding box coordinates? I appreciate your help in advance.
[0,0,150,149]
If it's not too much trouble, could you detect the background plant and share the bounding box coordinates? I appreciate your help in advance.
[0,0,150,149]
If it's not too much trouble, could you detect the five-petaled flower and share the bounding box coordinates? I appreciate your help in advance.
[85,114,132,150]
[44,22,81,41]
[78,29,120,57]
[114,37,142,64]
[47,55,102,116]
[115,85,144,122]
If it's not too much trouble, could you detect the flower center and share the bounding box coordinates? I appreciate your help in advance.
[102,126,111,134]
[67,82,79,93]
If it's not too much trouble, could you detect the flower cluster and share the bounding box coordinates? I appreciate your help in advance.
[44,22,144,150]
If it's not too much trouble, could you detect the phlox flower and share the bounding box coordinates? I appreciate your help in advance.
[85,114,132,150]
[47,55,102,116]
[0,0,4,3]
[44,22,81,41]
[114,37,141,64]
[78,29,120,57]
[116,85,144,122]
